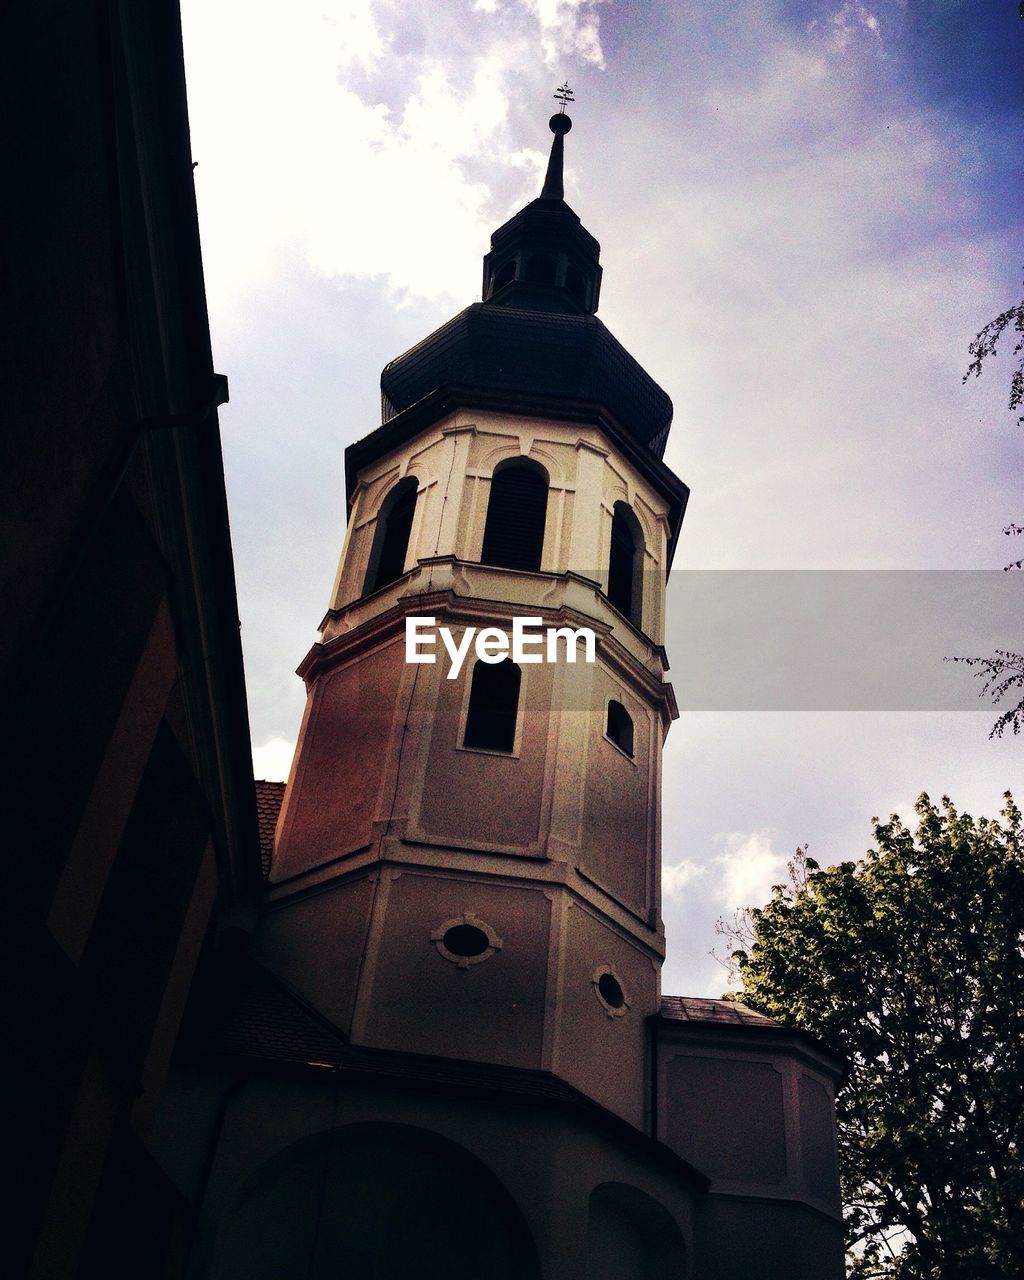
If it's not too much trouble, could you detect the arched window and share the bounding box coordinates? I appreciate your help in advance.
[492,259,516,293]
[524,254,556,285]
[480,460,548,572]
[565,265,586,303]
[585,1183,686,1280]
[607,501,644,625]
[606,700,634,758]
[363,477,417,596]
[463,659,521,753]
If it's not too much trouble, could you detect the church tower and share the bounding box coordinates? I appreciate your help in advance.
[160,101,846,1280]
[261,104,688,1128]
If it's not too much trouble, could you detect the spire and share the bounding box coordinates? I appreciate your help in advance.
[480,85,602,316]
[541,83,574,200]
[540,113,572,200]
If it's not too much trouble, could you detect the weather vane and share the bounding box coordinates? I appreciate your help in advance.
[553,82,575,113]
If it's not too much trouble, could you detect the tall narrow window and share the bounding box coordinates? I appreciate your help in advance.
[363,477,417,596]
[463,659,522,753]
[607,501,644,626]
[606,700,634,758]
[565,265,586,303]
[492,259,516,293]
[480,460,548,572]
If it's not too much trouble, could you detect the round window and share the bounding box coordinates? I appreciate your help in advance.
[431,913,503,968]
[442,923,489,958]
[598,972,625,1009]
[592,966,629,1017]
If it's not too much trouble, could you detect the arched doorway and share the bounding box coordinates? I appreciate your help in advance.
[585,1182,687,1280]
[211,1123,541,1280]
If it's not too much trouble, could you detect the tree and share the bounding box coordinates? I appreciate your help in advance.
[952,287,1024,735]
[722,792,1024,1279]
[964,294,1024,433]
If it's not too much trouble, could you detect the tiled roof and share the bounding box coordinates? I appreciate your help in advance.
[211,958,348,1064]
[377,304,673,457]
[659,995,781,1028]
[254,779,285,878]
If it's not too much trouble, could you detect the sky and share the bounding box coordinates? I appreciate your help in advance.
[180,0,1023,996]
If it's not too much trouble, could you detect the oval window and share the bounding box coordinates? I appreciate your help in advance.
[432,914,503,967]
[598,972,625,1009]
[443,924,490,958]
[592,966,629,1016]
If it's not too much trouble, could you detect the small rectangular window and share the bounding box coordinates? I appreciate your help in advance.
[464,659,522,753]
[606,699,634,758]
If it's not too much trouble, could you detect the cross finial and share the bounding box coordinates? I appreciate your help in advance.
[553,82,575,113]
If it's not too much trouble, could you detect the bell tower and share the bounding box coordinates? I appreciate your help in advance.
[258,107,689,1128]
[153,96,845,1280]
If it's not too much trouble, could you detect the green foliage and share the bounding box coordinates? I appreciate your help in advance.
[726,793,1024,1278]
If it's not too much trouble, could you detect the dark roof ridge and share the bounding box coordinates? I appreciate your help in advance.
[376,302,673,457]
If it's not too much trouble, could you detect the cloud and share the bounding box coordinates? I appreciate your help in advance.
[662,830,790,913]
[662,857,706,899]
[520,0,605,69]
[182,0,608,314]
[252,737,297,782]
[825,2,882,51]
[712,832,789,912]
[182,3,532,312]
[599,8,1017,577]
[302,56,515,304]
[330,0,388,69]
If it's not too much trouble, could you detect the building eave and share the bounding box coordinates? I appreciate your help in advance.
[652,1011,849,1084]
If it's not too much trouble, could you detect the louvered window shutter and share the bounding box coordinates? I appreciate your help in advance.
[480,465,547,572]
[366,480,417,594]
[608,509,635,619]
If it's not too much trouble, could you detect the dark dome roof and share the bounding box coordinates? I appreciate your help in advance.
[380,303,673,458]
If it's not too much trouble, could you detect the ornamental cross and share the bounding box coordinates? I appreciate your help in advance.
[553,82,575,112]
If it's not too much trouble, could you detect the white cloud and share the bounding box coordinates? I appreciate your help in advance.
[662,857,706,899]
[601,11,1015,577]
[712,832,789,912]
[181,0,610,313]
[828,3,883,51]
[182,3,538,312]
[252,736,297,782]
[520,0,605,69]
[330,0,388,69]
[302,57,514,304]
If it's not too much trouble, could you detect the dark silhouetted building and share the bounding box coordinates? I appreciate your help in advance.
[3,4,258,1276]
